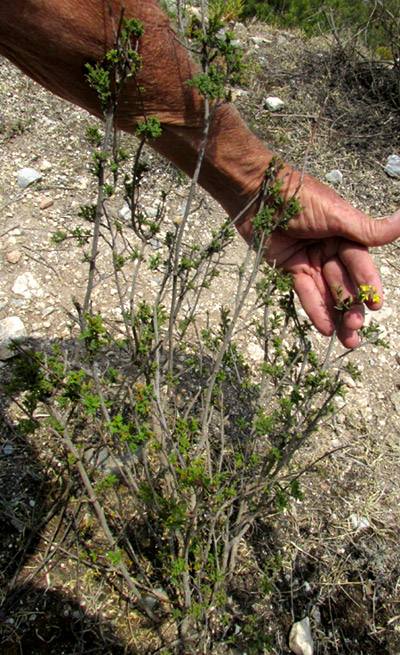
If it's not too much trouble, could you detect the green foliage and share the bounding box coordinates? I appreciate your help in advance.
[79,312,110,357]
[187,8,245,102]
[134,115,162,140]
[85,17,144,112]
[241,0,369,35]
[241,0,400,66]
[210,0,244,22]
[251,158,303,247]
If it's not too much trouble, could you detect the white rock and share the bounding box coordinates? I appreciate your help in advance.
[78,177,89,190]
[150,238,162,250]
[325,169,343,184]
[40,160,52,171]
[363,307,372,327]
[384,154,400,178]
[264,96,285,112]
[4,236,17,249]
[144,206,158,218]
[289,617,314,655]
[340,373,357,388]
[247,342,265,361]
[0,316,27,359]
[12,273,42,298]
[119,203,131,221]
[350,514,371,531]
[16,167,42,189]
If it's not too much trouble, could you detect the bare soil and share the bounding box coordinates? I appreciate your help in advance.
[0,21,400,655]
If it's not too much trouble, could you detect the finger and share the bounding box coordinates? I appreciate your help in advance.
[291,173,400,247]
[329,204,400,248]
[336,322,361,349]
[338,241,383,309]
[322,255,359,306]
[292,271,337,336]
[293,271,362,347]
[322,251,380,347]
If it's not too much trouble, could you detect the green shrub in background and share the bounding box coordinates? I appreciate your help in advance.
[241,0,399,49]
[241,0,400,106]
[241,0,366,34]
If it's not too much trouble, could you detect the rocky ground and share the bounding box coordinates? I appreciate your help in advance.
[0,18,400,655]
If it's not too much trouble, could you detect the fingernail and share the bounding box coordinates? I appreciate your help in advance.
[388,208,400,223]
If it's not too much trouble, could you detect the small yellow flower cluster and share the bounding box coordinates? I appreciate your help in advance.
[358,285,381,305]
[334,284,381,311]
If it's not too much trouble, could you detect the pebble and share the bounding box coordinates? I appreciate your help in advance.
[0,316,27,360]
[376,306,393,321]
[247,342,265,361]
[39,197,55,210]
[78,177,89,190]
[12,273,42,298]
[17,167,42,189]
[5,236,17,249]
[311,607,321,624]
[144,206,158,219]
[232,88,249,100]
[42,306,56,317]
[249,36,263,45]
[119,203,131,222]
[150,238,162,250]
[384,154,400,178]
[249,36,271,45]
[289,617,314,655]
[40,160,52,171]
[325,169,343,184]
[350,514,371,531]
[264,96,285,111]
[340,373,357,388]
[6,250,22,264]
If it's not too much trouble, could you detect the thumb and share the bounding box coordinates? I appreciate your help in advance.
[366,207,400,247]
[333,205,400,247]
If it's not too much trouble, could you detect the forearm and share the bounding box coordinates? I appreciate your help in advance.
[0,0,301,234]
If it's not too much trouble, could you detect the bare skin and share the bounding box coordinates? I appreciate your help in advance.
[0,0,399,347]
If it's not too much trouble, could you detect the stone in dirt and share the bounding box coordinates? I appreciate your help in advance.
[39,197,55,210]
[289,617,314,655]
[264,96,285,111]
[384,154,400,178]
[12,273,42,298]
[325,169,343,184]
[16,167,42,189]
[6,250,22,264]
[0,316,27,360]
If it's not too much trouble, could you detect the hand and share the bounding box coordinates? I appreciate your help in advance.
[262,173,400,348]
